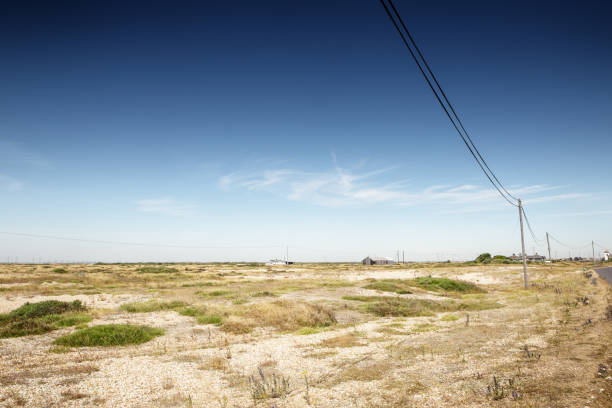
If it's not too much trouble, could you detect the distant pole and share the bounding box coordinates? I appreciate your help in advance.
[518,199,528,288]
[402,250,405,264]
[546,232,552,261]
[592,240,595,264]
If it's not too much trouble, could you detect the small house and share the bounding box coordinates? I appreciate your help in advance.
[362,256,395,265]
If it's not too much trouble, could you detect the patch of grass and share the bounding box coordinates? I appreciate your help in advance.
[364,280,412,294]
[411,323,439,333]
[319,332,364,348]
[295,326,328,335]
[53,324,164,347]
[120,300,187,313]
[196,315,223,325]
[136,266,179,274]
[181,281,220,287]
[215,300,336,334]
[0,300,88,338]
[343,296,501,317]
[331,360,391,384]
[49,345,72,354]
[363,277,485,295]
[251,291,278,297]
[52,268,68,274]
[440,314,459,321]
[199,356,228,371]
[412,277,484,293]
[43,312,92,327]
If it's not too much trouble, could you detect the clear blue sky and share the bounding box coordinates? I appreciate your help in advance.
[1,0,611,262]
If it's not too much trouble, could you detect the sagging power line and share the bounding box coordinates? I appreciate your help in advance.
[378,0,517,207]
[379,0,539,287]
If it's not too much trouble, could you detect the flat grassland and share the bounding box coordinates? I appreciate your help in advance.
[0,262,610,408]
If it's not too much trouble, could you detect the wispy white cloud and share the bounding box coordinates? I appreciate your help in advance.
[134,197,197,216]
[219,165,587,209]
[0,141,51,168]
[0,174,23,192]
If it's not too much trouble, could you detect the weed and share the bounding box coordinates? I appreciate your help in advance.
[248,367,290,401]
[52,268,68,274]
[53,324,164,347]
[440,314,459,321]
[120,300,187,313]
[522,345,541,361]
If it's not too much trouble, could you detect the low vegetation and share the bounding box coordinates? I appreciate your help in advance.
[0,300,89,338]
[53,324,164,347]
[364,277,484,295]
[135,266,179,274]
[120,300,187,313]
[220,300,337,334]
[343,295,501,317]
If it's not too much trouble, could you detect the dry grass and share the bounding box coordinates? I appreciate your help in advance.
[318,332,364,348]
[0,261,610,408]
[219,300,337,334]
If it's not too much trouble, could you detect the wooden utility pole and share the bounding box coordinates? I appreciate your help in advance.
[592,240,595,264]
[518,199,528,288]
[546,232,552,261]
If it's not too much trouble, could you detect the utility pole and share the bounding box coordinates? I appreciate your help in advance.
[592,240,595,264]
[518,199,528,288]
[546,232,552,261]
[402,250,405,264]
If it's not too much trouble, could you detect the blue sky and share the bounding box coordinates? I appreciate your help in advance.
[1,1,611,262]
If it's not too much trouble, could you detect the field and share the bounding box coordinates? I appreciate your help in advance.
[0,262,610,408]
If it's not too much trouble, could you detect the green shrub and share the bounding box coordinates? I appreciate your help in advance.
[135,266,179,274]
[475,253,492,263]
[0,300,88,338]
[7,300,85,319]
[52,268,68,274]
[53,324,164,347]
[412,277,484,293]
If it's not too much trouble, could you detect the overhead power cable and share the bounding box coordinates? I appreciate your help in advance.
[547,233,591,250]
[0,231,283,250]
[379,0,517,207]
[520,207,543,245]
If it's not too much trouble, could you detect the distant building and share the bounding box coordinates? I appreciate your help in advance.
[362,256,395,265]
[603,251,610,261]
[509,253,546,262]
[266,259,293,266]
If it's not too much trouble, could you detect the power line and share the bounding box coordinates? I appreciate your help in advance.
[379,0,517,207]
[547,233,591,250]
[520,207,543,246]
[0,231,283,250]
